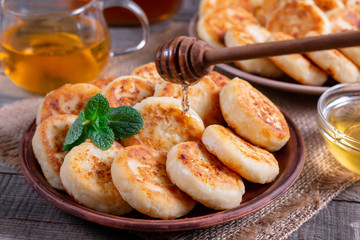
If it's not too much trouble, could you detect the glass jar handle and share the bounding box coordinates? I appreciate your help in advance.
[102,0,150,56]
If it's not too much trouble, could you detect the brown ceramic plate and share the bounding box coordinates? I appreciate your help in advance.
[20,114,304,232]
[189,14,337,95]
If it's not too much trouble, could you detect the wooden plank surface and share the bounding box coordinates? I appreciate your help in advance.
[0,0,359,239]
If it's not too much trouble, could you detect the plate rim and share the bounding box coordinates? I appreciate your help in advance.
[188,13,331,95]
[20,114,305,232]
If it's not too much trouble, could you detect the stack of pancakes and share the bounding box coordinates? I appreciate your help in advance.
[32,62,290,219]
[197,0,360,85]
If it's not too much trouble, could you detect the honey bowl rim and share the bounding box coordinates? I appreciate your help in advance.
[317,82,360,152]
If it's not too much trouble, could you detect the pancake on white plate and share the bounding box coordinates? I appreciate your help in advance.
[266,1,332,38]
[197,5,258,48]
[304,31,360,83]
[224,24,283,78]
[199,0,253,17]
[267,32,328,86]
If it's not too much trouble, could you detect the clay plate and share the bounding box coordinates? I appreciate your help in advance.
[20,113,304,232]
[189,14,338,95]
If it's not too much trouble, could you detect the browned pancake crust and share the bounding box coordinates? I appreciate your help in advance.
[199,5,258,46]
[200,0,253,16]
[266,2,330,38]
[131,62,164,85]
[37,83,101,124]
[90,77,117,90]
[102,76,155,107]
[207,71,231,89]
[174,141,242,187]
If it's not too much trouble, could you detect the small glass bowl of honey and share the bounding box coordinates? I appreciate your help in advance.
[317,82,360,175]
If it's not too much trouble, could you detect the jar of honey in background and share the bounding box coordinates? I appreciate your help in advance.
[102,0,183,25]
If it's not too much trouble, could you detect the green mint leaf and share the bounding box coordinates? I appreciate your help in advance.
[94,115,109,128]
[84,94,110,121]
[63,114,86,151]
[87,124,115,150]
[62,129,87,151]
[106,106,144,139]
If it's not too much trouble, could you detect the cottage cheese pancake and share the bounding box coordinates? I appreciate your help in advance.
[90,77,117,90]
[111,145,196,219]
[154,76,223,126]
[60,141,132,215]
[313,0,344,11]
[197,5,258,48]
[167,141,245,210]
[32,114,78,190]
[131,62,164,86]
[202,125,279,184]
[267,32,328,86]
[304,31,360,83]
[36,83,101,125]
[224,25,283,78]
[220,78,290,151]
[266,1,331,38]
[207,71,231,89]
[102,75,155,107]
[122,97,205,152]
[327,7,360,32]
[199,0,253,17]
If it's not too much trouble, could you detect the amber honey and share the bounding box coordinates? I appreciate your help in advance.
[0,18,110,94]
[319,95,360,174]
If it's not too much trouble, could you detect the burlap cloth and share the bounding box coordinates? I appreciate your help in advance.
[0,22,359,240]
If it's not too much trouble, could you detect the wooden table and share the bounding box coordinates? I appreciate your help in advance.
[0,1,359,239]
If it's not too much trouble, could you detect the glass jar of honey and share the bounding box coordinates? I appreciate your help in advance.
[103,0,182,25]
[317,82,360,175]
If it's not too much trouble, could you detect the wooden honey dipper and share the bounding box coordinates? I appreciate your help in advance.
[155,31,360,85]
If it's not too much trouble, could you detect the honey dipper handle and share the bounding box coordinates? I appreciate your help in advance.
[204,31,360,65]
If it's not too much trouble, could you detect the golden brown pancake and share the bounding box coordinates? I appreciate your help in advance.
[199,0,253,17]
[207,71,231,89]
[313,0,344,11]
[36,83,101,125]
[89,77,117,90]
[304,31,360,83]
[131,62,164,86]
[32,114,78,190]
[220,78,290,151]
[327,7,360,32]
[122,97,205,152]
[154,76,223,126]
[102,75,155,107]
[266,1,331,38]
[202,125,279,184]
[267,32,328,86]
[224,25,283,78]
[111,145,196,219]
[60,141,133,215]
[197,5,258,47]
[167,141,245,210]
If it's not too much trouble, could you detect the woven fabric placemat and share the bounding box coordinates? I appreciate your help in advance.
[0,21,359,240]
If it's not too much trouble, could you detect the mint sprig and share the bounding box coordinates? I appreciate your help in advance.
[63,94,143,151]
